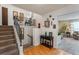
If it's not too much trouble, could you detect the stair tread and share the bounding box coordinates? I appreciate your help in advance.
[0,28,13,30]
[0,33,14,36]
[0,26,13,28]
[0,31,13,33]
[0,39,14,43]
[0,35,13,37]
[0,39,16,47]
[0,28,13,29]
[0,31,14,36]
[1,49,18,55]
[0,44,16,50]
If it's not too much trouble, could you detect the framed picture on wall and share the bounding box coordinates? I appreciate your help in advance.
[44,20,50,28]
[18,13,24,21]
[13,11,18,19]
[53,24,56,29]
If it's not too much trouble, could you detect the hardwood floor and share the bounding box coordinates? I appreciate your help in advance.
[24,45,70,55]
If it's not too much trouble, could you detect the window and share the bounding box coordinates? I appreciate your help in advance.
[71,21,79,32]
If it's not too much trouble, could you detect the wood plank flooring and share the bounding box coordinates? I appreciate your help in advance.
[24,45,70,55]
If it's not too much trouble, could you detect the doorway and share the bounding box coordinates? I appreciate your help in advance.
[2,7,8,26]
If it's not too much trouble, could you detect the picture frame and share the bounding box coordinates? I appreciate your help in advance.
[53,24,56,29]
[38,23,41,28]
[13,11,18,19]
[44,20,50,27]
[18,13,24,21]
[52,18,54,20]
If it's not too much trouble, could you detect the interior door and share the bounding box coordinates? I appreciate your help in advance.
[2,7,8,26]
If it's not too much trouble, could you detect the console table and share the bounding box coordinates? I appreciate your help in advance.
[40,35,53,48]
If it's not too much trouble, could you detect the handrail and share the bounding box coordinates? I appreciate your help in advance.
[27,34,33,39]
[14,17,23,46]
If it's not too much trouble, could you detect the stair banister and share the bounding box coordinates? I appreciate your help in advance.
[13,17,23,46]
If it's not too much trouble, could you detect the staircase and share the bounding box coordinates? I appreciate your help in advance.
[0,26,19,55]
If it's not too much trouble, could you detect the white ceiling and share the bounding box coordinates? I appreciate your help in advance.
[13,4,70,15]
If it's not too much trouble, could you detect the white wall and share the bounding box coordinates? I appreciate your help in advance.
[33,28,41,46]
[32,13,44,28]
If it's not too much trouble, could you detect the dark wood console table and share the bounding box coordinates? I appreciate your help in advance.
[40,35,53,48]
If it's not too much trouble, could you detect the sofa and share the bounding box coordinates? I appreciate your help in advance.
[73,31,79,40]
